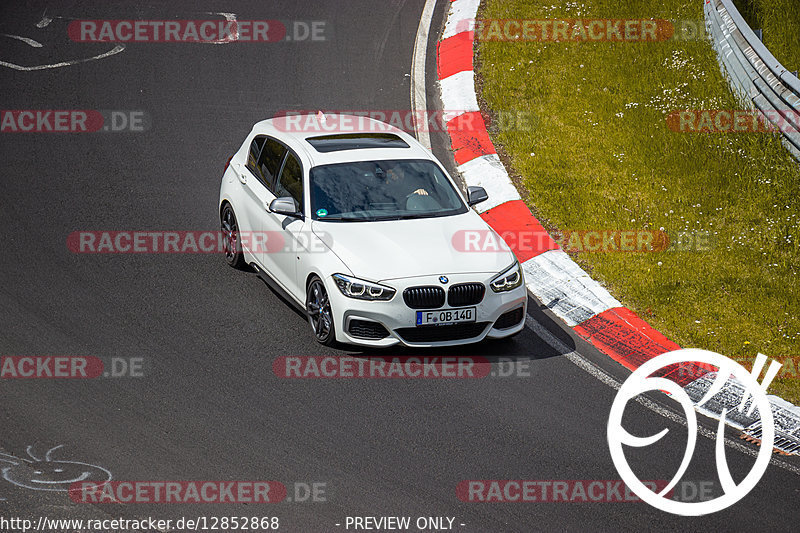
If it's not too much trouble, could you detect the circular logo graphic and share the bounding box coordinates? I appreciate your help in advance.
[316,208,328,218]
[0,445,112,492]
[439,276,449,284]
[607,349,775,516]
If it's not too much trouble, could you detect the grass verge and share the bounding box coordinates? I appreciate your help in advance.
[733,0,800,72]
[476,0,800,402]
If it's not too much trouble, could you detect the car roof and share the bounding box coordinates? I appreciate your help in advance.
[248,113,435,168]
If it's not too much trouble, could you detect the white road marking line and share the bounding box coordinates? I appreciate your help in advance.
[0,44,125,71]
[1,34,43,47]
[36,11,53,28]
[410,0,437,150]
[524,315,800,476]
[203,12,240,44]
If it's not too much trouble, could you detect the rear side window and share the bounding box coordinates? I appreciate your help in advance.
[275,153,303,209]
[247,136,266,170]
[258,139,287,190]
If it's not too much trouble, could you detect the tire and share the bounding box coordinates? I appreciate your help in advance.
[220,203,247,270]
[306,276,337,346]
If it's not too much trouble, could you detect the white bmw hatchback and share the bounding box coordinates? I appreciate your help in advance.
[218,114,527,347]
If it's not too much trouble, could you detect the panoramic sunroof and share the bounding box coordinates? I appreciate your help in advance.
[306,133,410,153]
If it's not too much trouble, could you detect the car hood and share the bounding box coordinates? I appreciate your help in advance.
[311,211,516,282]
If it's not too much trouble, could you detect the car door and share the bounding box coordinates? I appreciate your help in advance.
[252,138,289,277]
[233,135,285,271]
[265,150,308,302]
[230,136,266,250]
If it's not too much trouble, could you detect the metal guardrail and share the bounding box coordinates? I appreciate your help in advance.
[705,0,800,160]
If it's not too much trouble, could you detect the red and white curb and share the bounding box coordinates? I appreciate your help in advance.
[435,0,800,453]
[438,0,682,377]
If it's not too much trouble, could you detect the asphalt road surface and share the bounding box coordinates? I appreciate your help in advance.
[1,1,798,531]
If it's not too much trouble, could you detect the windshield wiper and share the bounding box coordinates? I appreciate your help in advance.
[318,213,449,222]
[394,213,440,220]
[318,215,372,222]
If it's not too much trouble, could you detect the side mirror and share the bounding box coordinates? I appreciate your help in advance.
[269,197,302,218]
[467,186,488,207]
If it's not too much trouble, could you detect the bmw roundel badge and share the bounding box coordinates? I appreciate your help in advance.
[439,276,449,284]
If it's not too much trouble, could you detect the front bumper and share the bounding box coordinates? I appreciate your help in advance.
[325,272,527,348]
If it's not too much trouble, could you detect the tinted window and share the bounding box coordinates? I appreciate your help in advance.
[258,139,287,190]
[306,133,410,153]
[309,159,467,221]
[275,153,303,210]
[247,136,266,171]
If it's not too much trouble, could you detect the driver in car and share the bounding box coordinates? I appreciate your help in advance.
[384,164,429,198]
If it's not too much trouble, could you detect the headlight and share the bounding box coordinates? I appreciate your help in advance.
[490,261,524,293]
[332,274,396,301]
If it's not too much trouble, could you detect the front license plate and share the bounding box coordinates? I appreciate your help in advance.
[416,307,476,326]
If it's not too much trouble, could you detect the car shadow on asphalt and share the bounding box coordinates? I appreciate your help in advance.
[341,296,577,364]
[255,273,578,363]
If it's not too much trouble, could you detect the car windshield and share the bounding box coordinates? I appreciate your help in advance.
[309,159,468,222]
